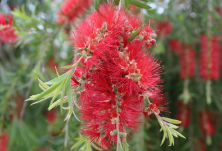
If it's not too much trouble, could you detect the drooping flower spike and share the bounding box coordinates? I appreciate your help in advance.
[179,44,195,80]
[199,35,220,81]
[27,3,185,150]
[69,3,184,148]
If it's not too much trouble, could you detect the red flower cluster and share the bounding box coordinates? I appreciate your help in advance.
[56,0,93,24]
[168,39,181,54]
[45,108,57,123]
[157,20,172,38]
[70,4,164,149]
[179,45,195,79]
[0,131,8,151]
[199,35,220,80]
[176,101,190,128]
[0,13,17,43]
[198,110,215,136]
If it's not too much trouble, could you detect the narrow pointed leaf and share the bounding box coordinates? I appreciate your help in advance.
[129,0,151,9]
[45,71,69,85]
[128,27,141,41]
[71,140,85,150]
[26,81,62,101]
[162,117,181,124]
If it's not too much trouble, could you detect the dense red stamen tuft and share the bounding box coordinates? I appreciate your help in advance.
[69,4,166,148]
[199,35,220,80]
[179,45,195,79]
[56,0,93,24]
[0,13,18,43]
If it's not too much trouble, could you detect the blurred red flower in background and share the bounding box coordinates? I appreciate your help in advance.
[46,108,57,123]
[0,13,18,43]
[198,110,215,136]
[0,131,9,151]
[48,58,59,73]
[179,45,195,79]
[176,101,191,128]
[199,35,220,81]
[157,20,172,38]
[56,0,93,24]
[168,39,181,54]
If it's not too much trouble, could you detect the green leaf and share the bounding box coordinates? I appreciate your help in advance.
[45,71,70,85]
[48,98,62,110]
[123,143,129,151]
[166,127,174,146]
[67,79,72,107]
[171,129,186,139]
[162,117,181,124]
[128,27,141,41]
[38,78,49,90]
[129,0,151,9]
[71,140,85,150]
[124,0,131,8]
[62,65,73,69]
[50,79,65,106]
[94,0,103,10]
[30,95,52,105]
[26,81,62,101]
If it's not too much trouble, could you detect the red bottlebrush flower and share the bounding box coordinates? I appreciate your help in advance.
[194,137,206,151]
[198,110,215,136]
[48,58,59,73]
[168,39,181,54]
[179,45,195,79]
[46,108,57,123]
[199,35,220,80]
[70,3,164,149]
[0,13,18,43]
[56,0,93,24]
[176,101,191,128]
[157,20,172,38]
[0,131,9,151]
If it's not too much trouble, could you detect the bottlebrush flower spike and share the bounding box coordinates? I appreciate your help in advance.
[46,108,57,123]
[0,131,8,151]
[176,101,191,128]
[157,20,172,38]
[0,13,18,43]
[26,3,185,150]
[168,39,181,54]
[70,4,184,148]
[179,45,195,80]
[199,35,220,80]
[198,110,215,136]
[56,0,93,24]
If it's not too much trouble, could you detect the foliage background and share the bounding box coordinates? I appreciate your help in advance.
[0,0,222,150]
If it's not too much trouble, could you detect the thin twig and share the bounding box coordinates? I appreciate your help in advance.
[64,119,70,148]
[20,77,33,119]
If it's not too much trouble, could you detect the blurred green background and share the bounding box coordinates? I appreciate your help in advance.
[0,0,222,150]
